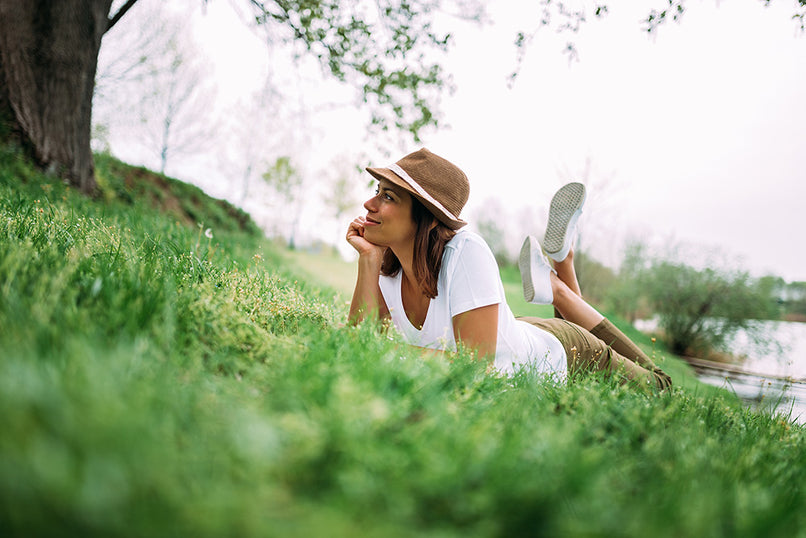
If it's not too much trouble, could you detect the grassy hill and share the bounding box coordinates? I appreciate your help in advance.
[1,145,805,537]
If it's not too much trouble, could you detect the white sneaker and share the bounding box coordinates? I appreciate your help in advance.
[543,182,586,262]
[519,236,554,305]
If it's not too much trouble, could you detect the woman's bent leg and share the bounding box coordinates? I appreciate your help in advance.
[550,275,604,330]
[551,249,580,320]
[519,317,668,392]
[589,318,654,367]
[589,318,672,389]
[552,249,582,298]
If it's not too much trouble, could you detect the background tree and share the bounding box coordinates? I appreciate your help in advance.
[226,88,285,206]
[627,251,780,357]
[474,197,513,266]
[605,241,652,323]
[141,36,217,174]
[94,1,171,102]
[321,157,363,247]
[94,2,218,176]
[572,251,616,306]
[780,280,806,321]
[262,155,304,248]
[93,1,163,153]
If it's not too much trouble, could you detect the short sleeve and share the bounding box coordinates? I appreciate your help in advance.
[447,234,505,317]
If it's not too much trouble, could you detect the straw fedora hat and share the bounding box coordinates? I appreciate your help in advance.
[366,148,469,230]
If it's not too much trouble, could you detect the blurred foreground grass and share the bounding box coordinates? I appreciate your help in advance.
[1,146,805,537]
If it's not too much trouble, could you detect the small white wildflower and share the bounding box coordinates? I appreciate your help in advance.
[204,228,213,239]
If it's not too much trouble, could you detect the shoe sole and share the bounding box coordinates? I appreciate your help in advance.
[543,182,586,258]
[519,236,536,303]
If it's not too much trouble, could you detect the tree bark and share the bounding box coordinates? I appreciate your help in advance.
[0,0,113,194]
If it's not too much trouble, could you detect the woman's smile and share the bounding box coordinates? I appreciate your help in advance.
[360,179,416,248]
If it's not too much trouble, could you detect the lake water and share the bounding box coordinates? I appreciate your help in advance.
[635,319,806,424]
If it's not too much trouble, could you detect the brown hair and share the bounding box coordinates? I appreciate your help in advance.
[381,197,456,299]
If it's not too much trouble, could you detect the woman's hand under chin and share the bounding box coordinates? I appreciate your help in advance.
[346,216,390,324]
[346,216,386,261]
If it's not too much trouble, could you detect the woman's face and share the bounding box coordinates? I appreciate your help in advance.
[362,179,417,249]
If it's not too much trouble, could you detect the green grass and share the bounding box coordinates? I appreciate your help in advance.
[1,145,805,537]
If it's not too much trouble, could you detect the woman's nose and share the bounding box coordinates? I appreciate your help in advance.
[364,195,377,212]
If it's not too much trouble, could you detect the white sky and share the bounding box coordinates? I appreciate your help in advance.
[105,0,806,282]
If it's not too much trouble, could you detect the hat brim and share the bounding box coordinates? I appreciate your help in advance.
[366,166,467,230]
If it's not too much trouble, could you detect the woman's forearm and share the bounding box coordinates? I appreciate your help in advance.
[348,255,389,324]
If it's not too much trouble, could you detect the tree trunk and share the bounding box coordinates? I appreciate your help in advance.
[0,0,113,194]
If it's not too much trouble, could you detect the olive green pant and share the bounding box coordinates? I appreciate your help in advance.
[517,317,672,390]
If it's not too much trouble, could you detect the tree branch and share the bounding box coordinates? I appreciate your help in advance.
[107,0,140,33]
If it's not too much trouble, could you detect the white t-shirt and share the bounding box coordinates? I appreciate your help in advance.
[379,230,567,379]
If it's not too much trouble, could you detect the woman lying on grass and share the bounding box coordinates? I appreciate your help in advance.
[346,148,671,392]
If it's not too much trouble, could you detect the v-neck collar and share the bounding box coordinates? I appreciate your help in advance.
[397,272,431,332]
